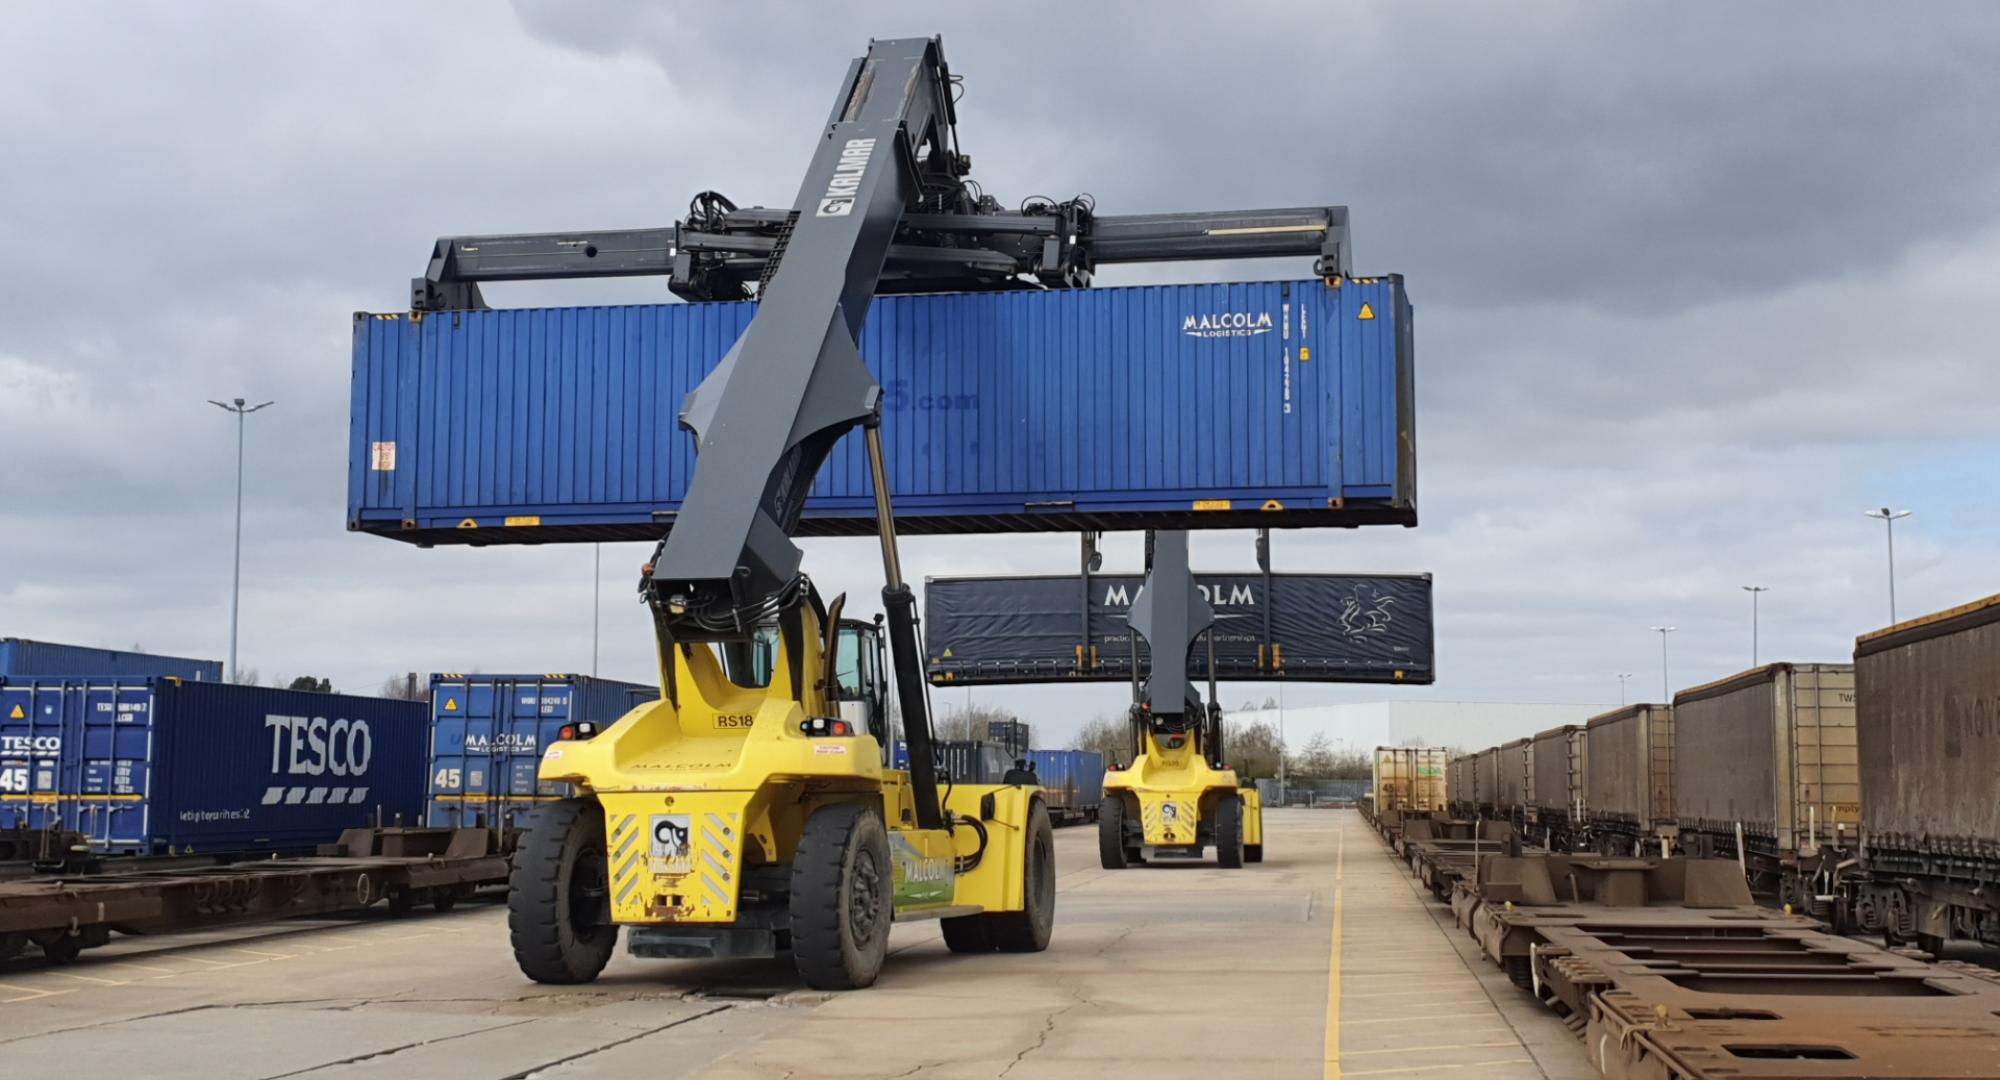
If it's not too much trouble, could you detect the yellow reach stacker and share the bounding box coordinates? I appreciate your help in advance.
[1100,532,1265,868]
[399,33,1348,988]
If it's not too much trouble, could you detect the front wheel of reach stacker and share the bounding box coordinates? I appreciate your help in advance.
[1215,795,1245,869]
[1099,797,1132,869]
[791,804,893,990]
[508,798,618,985]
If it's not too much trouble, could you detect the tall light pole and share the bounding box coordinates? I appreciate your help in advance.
[1863,508,1912,624]
[1616,672,1633,706]
[208,397,274,683]
[1742,586,1769,666]
[1649,626,1676,703]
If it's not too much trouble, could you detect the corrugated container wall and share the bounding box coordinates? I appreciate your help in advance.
[1497,739,1531,813]
[1585,704,1676,832]
[1476,747,1500,809]
[426,674,658,832]
[1449,756,1473,808]
[0,678,425,854]
[893,741,1013,785]
[986,719,1032,757]
[1024,750,1105,822]
[1854,595,2000,855]
[1372,747,1449,813]
[1531,725,1585,817]
[349,277,1415,545]
[1672,663,1857,853]
[1,639,223,682]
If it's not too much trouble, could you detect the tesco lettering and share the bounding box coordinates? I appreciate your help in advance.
[264,714,373,777]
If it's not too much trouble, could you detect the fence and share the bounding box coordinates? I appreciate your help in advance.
[1256,778,1369,808]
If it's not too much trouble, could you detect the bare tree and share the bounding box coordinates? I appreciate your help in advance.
[1224,719,1285,778]
[1071,714,1134,769]
[230,667,261,687]
[378,673,427,701]
[932,703,1021,743]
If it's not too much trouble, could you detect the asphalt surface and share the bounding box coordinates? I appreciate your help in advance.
[0,809,1588,1079]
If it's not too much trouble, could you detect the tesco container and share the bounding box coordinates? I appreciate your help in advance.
[0,678,425,855]
[1672,663,1857,855]
[1,638,223,682]
[349,277,1416,545]
[1024,749,1105,823]
[426,674,658,832]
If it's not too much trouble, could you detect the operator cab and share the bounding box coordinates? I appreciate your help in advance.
[718,613,889,747]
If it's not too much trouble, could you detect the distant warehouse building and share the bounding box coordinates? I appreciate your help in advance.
[1222,701,1616,756]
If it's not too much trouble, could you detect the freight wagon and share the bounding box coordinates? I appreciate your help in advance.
[1495,738,1531,828]
[1023,750,1105,826]
[1475,746,1501,816]
[1851,594,2000,952]
[1529,724,1586,850]
[348,277,1416,545]
[1448,754,1475,816]
[1372,747,1449,815]
[1583,703,1675,854]
[1,639,223,682]
[1671,663,1857,901]
[425,674,658,835]
[0,678,426,856]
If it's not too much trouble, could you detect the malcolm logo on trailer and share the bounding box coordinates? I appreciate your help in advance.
[815,138,877,217]
[1101,582,1257,608]
[1182,311,1275,338]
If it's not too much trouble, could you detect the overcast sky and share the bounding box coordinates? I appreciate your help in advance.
[3,3,1996,748]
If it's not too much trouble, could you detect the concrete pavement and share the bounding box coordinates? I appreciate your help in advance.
[0,809,1591,1079]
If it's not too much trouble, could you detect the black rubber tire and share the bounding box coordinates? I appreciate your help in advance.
[1098,797,1129,870]
[790,803,893,990]
[941,914,993,953]
[986,799,1056,953]
[1215,795,1245,869]
[1246,843,1264,864]
[508,797,617,985]
[40,935,81,965]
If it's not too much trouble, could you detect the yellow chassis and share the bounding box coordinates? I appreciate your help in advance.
[1102,735,1264,858]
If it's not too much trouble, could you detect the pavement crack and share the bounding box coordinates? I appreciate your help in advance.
[998,1000,1078,1077]
[498,1003,733,1079]
[0,998,364,1048]
[258,1017,538,1079]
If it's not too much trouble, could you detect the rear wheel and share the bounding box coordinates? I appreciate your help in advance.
[791,804,892,990]
[509,798,617,985]
[1099,797,1129,869]
[986,800,1056,952]
[1215,795,1244,869]
[941,914,993,953]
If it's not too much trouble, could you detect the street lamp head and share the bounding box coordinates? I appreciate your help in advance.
[1742,585,1769,593]
[1650,625,1677,633]
[1864,507,1912,522]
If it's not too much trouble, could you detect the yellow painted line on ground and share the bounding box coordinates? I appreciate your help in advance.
[49,971,126,986]
[1344,1059,1531,1077]
[227,947,295,960]
[0,982,73,1003]
[1324,820,1347,1080]
[98,961,176,975]
[1336,1042,1525,1058]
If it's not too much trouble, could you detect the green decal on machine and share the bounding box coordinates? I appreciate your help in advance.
[889,835,953,907]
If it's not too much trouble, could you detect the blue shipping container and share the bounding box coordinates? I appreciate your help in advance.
[1025,750,1106,823]
[425,674,657,831]
[350,277,1414,545]
[1,638,223,682]
[0,679,425,855]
